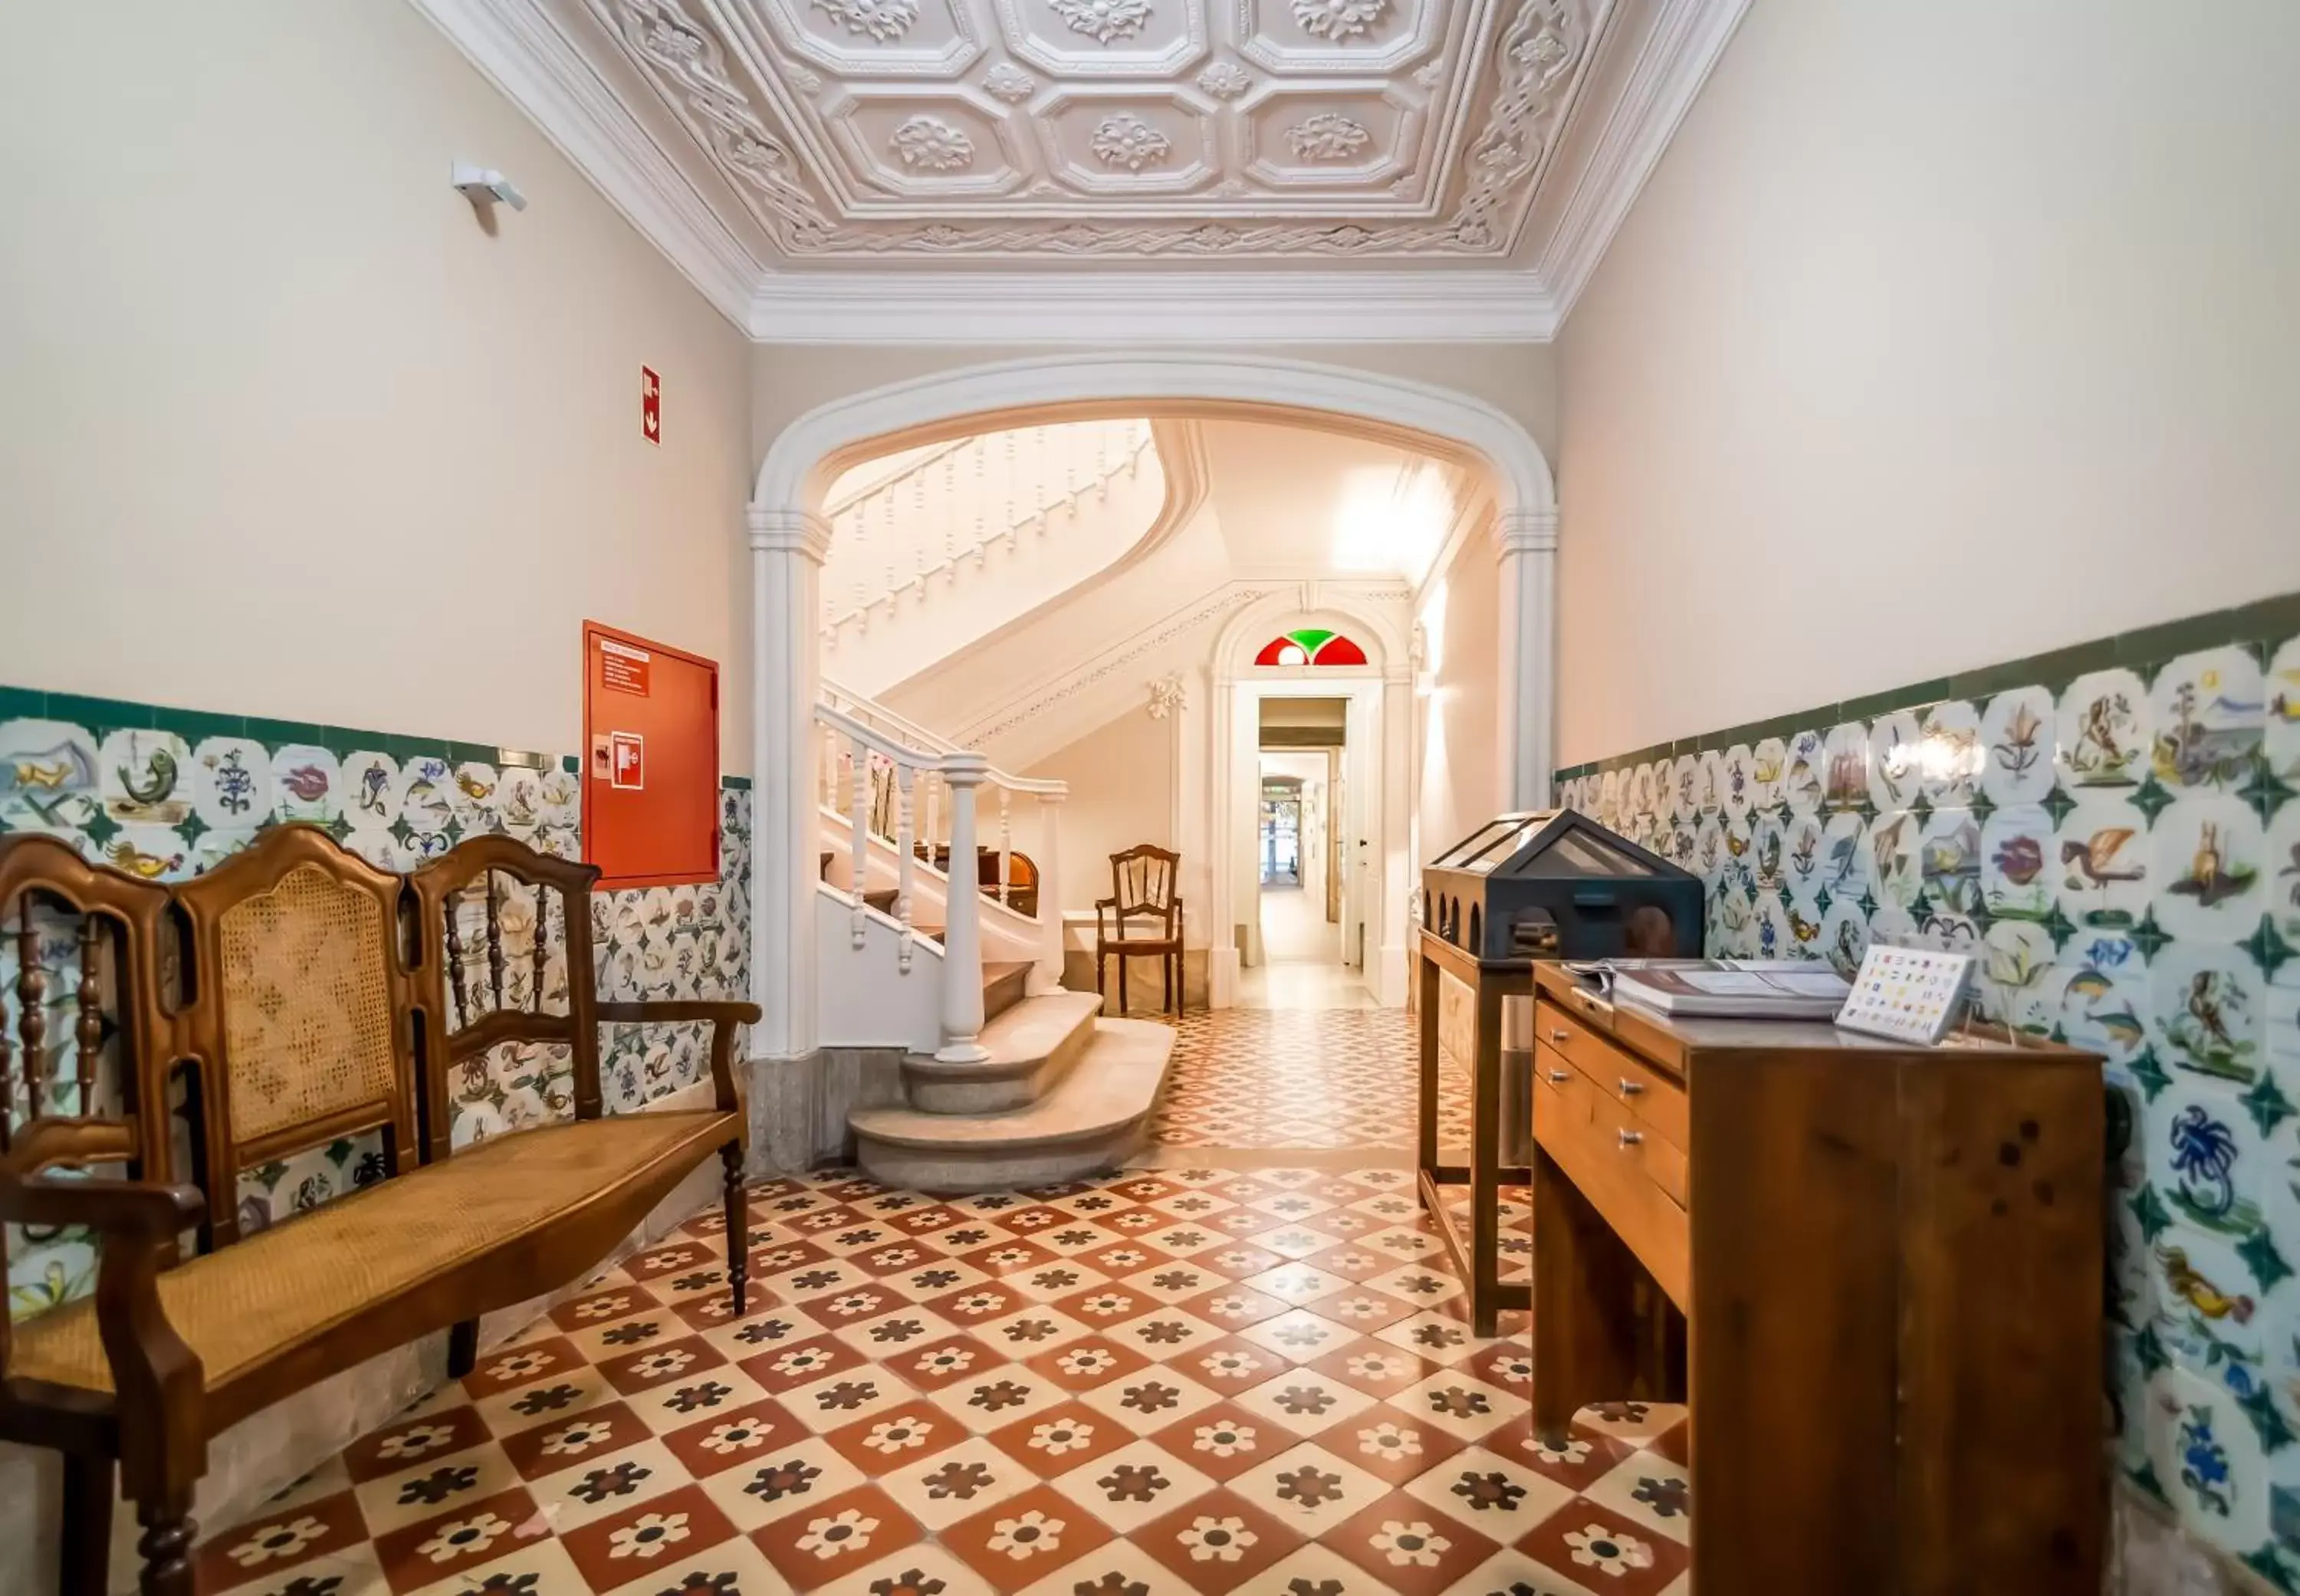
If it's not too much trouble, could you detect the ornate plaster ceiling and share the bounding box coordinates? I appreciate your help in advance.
[595,0,1592,261]
[416,0,1747,335]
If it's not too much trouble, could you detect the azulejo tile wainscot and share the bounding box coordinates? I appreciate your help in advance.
[0,685,752,1326]
[1552,592,2300,1588]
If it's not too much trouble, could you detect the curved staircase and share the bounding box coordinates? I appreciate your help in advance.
[816,688,1174,1194]
[849,970,1173,1193]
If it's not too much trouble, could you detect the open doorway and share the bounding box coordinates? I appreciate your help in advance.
[1247,697,1368,1003]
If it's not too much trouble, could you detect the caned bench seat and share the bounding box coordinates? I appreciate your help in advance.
[11,1108,738,1409]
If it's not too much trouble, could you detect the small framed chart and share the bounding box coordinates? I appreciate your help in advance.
[1835,944,1976,1046]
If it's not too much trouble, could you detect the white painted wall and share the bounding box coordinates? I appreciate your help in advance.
[1024,706,1177,918]
[1416,524,1503,859]
[1552,0,2300,765]
[0,0,755,767]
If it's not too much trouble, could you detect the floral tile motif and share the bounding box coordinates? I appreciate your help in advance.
[1554,601,2300,1585]
[1148,1008,1471,1152]
[190,1165,1689,1596]
[2,685,752,1324]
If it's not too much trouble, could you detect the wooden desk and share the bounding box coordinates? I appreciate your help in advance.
[1528,963,2104,1594]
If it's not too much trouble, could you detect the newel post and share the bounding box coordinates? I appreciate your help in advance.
[1495,507,1559,810]
[1035,790,1066,993]
[936,753,991,1064]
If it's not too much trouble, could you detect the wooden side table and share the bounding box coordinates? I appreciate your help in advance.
[1414,927,1531,1336]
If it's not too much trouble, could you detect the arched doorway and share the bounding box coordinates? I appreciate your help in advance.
[746,353,1556,1059]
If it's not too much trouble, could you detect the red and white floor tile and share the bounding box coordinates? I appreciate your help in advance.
[1146,1011,1473,1154]
[198,1167,1681,1596]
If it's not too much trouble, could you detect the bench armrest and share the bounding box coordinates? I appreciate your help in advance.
[0,1172,208,1426]
[595,1000,763,1116]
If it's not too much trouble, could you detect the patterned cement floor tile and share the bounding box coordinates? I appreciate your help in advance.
[198,1167,1685,1596]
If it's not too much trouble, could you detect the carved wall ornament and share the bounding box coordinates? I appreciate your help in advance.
[1194,61,1253,99]
[1089,113,1173,171]
[1147,674,1188,719]
[810,0,922,41]
[1290,0,1389,41]
[1048,0,1154,44]
[891,115,976,170]
[1287,113,1372,162]
[981,63,1038,102]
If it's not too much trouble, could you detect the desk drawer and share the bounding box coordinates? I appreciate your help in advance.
[1535,1000,1689,1151]
[1535,1063,1691,1310]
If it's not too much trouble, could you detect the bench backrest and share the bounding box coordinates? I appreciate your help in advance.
[0,833,177,1184]
[405,837,602,1164]
[172,826,420,1246]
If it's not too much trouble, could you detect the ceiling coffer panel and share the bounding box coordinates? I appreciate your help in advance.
[590,0,1606,259]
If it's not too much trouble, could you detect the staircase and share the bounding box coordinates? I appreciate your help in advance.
[850,967,1173,1191]
[815,686,1175,1193]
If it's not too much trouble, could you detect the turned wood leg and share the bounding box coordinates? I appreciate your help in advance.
[61,1452,114,1596]
[134,1491,195,1596]
[1118,954,1129,1016]
[1096,950,1107,1012]
[447,1319,479,1380]
[721,1141,750,1316]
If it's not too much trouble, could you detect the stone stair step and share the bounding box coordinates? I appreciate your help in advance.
[984,961,1032,1023]
[902,990,1103,1115]
[849,1019,1175,1194]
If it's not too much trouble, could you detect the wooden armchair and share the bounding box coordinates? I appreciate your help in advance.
[0,826,757,1596]
[1095,843,1185,1016]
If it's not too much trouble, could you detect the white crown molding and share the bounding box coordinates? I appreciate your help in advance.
[415,0,1747,343]
[749,270,1561,343]
[408,0,761,323]
[1526,0,1752,317]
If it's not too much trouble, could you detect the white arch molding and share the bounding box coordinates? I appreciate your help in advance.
[746,353,1559,1058]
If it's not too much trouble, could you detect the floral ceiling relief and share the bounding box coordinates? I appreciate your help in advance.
[578,0,1611,261]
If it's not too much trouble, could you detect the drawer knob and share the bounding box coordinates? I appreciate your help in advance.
[1618,1078,1644,1096]
[1546,1069,1572,1084]
[1617,1128,1644,1148]
[1548,1027,1570,1043]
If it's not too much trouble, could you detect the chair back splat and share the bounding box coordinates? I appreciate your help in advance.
[1095,844,1185,1016]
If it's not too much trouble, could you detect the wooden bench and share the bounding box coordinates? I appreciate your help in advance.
[0,825,758,1596]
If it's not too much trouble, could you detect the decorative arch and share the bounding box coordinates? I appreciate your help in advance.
[752,351,1556,524]
[1211,588,1408,685]
[748,353,1556,1051]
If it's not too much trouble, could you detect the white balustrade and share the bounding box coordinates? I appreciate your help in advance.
[813,696,1067,1062]
[820,419,1153,645]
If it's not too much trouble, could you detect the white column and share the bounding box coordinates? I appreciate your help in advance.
[936,753,991,1064]
[1379,665,1414,1007]
[1495,507,1559,810]
[748,504,832,1062]
[1033,791,1066,993]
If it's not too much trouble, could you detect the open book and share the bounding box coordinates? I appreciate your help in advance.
[1574,958,1854,1019]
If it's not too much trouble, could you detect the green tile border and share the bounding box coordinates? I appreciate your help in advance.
[1558,589,2300,780]
[3,683,753,793]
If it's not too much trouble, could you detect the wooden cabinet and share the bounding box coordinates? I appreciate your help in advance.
[1527,963,2106,1595]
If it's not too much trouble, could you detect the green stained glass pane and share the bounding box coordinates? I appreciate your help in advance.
[1286,629,1337,652]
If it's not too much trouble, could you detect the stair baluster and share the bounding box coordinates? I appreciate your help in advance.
[895,764,917,973]
[997,788,1012,915]
[847,737,870,951]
